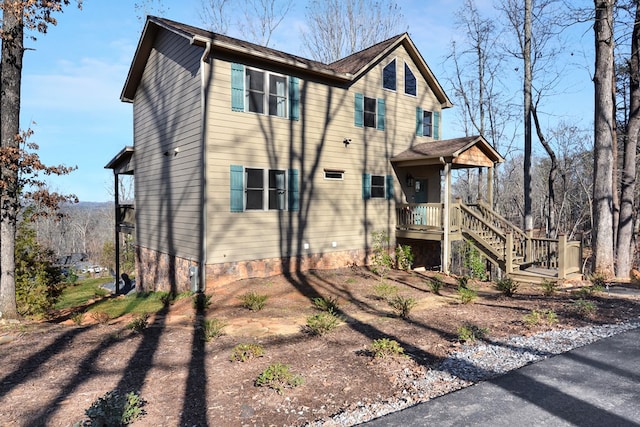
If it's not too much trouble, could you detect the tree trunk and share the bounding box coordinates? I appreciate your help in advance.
[616,0,640,277]
[523,0,533,231]
[0,2,24,319]
[532,104,558,238]
[592,0,616,277]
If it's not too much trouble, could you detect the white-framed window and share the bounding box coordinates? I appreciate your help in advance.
[324,169,344,180]
[404,62,417,96]
[245,68,288,117]
[245,168,287,210]
[383,59,396,91]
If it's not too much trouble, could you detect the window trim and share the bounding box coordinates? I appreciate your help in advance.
[244,66,289,118]
[324,169,345,180]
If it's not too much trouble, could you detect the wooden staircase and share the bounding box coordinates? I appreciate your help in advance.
[455,201,583,283]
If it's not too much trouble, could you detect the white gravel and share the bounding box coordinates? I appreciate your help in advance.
[307,319,640,426]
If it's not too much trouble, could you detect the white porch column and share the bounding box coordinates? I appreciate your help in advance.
[442,162,451,274]
[488,165,494,207]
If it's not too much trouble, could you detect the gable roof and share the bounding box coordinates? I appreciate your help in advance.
[391,135,504,165]
[122,16,452,107]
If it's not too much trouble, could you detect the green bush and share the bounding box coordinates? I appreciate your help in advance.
[372,281,398,300]
[457,286,477,304]
[464,242,487,280]
[523,309,558,328]
[126,313,150,333]
[82,390,146,426]
[456,276,470,289]
[388,295,417,318]
[573,299,596,317]
[313,296,340,313]
[230,343,265,362]
[396,244,414,271]
[495,277,519,297]
[457,323,488,343]
[371,231,393,277]
[540,279,559,296]
[305,311,342,335]
[239,291,268,311]
[255,363,303,394]
[427,278,443,295]
[192,292,212,311]
[371,338,405,358]
[15,216,65,317]
[202,318,226,341]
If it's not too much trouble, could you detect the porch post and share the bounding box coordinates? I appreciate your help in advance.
[442,162,451,274]
[113,171,120,295]
[487,165,494,208]
[558,233,567,280]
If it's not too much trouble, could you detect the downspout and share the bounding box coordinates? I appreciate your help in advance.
[193,35,212,292]
[439,156,451,274]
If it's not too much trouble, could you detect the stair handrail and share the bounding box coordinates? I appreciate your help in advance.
[469,200,528,242]
[458,203,508,259]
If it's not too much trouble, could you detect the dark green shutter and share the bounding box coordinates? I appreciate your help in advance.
[433,111,440,139]
[289,76,300,121]
[362,173,371,200]
[288,169,299,211]
[231,63,244,112]
[354,93,364,127]
[377,98,385,130]
[230,165,244,212]
[416,107,423,136]
[386,175,394,200]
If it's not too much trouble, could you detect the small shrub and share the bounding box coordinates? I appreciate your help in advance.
[313,296,340,313]
[71,311,84,325]
[202,318,226,341]
[239,291,268,311]
[427,278,443,295]
[370,338,405,358]
[540,279,559,296]
[230,343,265,362]
[371,231,393,277]
[457,286,477,304]
[91,311,111,325]
[388,295,417,318]
[94,287,110,298]
[456,276,470,289]
[464,243,487,280]
[192,292,212,311]
[158,291,176,307]
[457,323,488,343]
[126,313,150,333]
[396,244,414,271]
[372,281,398,300]
[306,311,342,336]
[573,299,596,317]
[589,272,607,289]
[255,363,303,394]
[82,390,146,426]
[495,277,519,297]
[523,309,558,328]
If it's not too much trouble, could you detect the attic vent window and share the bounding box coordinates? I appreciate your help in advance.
[324,169,344,180]
[383,59,396,91]
[405,63,416,96]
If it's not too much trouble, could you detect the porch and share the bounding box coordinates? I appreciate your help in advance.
[395,200,583,282]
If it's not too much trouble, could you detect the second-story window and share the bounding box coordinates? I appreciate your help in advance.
[354,93,385,130]
[246,68,288,118]
[404,63,417,96]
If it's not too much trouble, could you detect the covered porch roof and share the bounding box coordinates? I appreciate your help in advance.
[390,135,504,168]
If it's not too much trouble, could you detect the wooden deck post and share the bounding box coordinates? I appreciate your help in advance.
[442,163,451,274]
[505,232,513,274]
[558,233,567,280]
[525,229,533,263]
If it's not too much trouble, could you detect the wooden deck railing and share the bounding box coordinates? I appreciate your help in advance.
[395,200,583,280]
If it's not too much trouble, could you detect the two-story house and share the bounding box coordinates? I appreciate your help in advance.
[109,16,576,294]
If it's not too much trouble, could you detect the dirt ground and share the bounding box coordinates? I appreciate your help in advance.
[1,267,639,427]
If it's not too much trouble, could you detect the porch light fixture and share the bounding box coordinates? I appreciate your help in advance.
[406,173,414,187]
[343,138,351,147]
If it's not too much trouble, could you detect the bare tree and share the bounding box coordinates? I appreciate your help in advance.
[616,0,640,276]
[134,0,168,22]
[302,0,406,63]
[199,0,292,47]
[592,0,616,277]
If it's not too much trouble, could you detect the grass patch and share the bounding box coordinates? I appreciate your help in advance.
[202,318,226,341]
[372,281,398,300]
[86,292,166,320]
[55,277,114,310]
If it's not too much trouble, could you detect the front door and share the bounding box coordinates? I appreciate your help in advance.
[415,179,428,203]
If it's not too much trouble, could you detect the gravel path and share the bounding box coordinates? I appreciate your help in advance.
[310,319,640,426]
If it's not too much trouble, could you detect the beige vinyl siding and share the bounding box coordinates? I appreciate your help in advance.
[134,29,203,260]
[203,44,442,265]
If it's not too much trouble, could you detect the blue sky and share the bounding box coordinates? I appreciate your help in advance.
[20,0,594,202]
